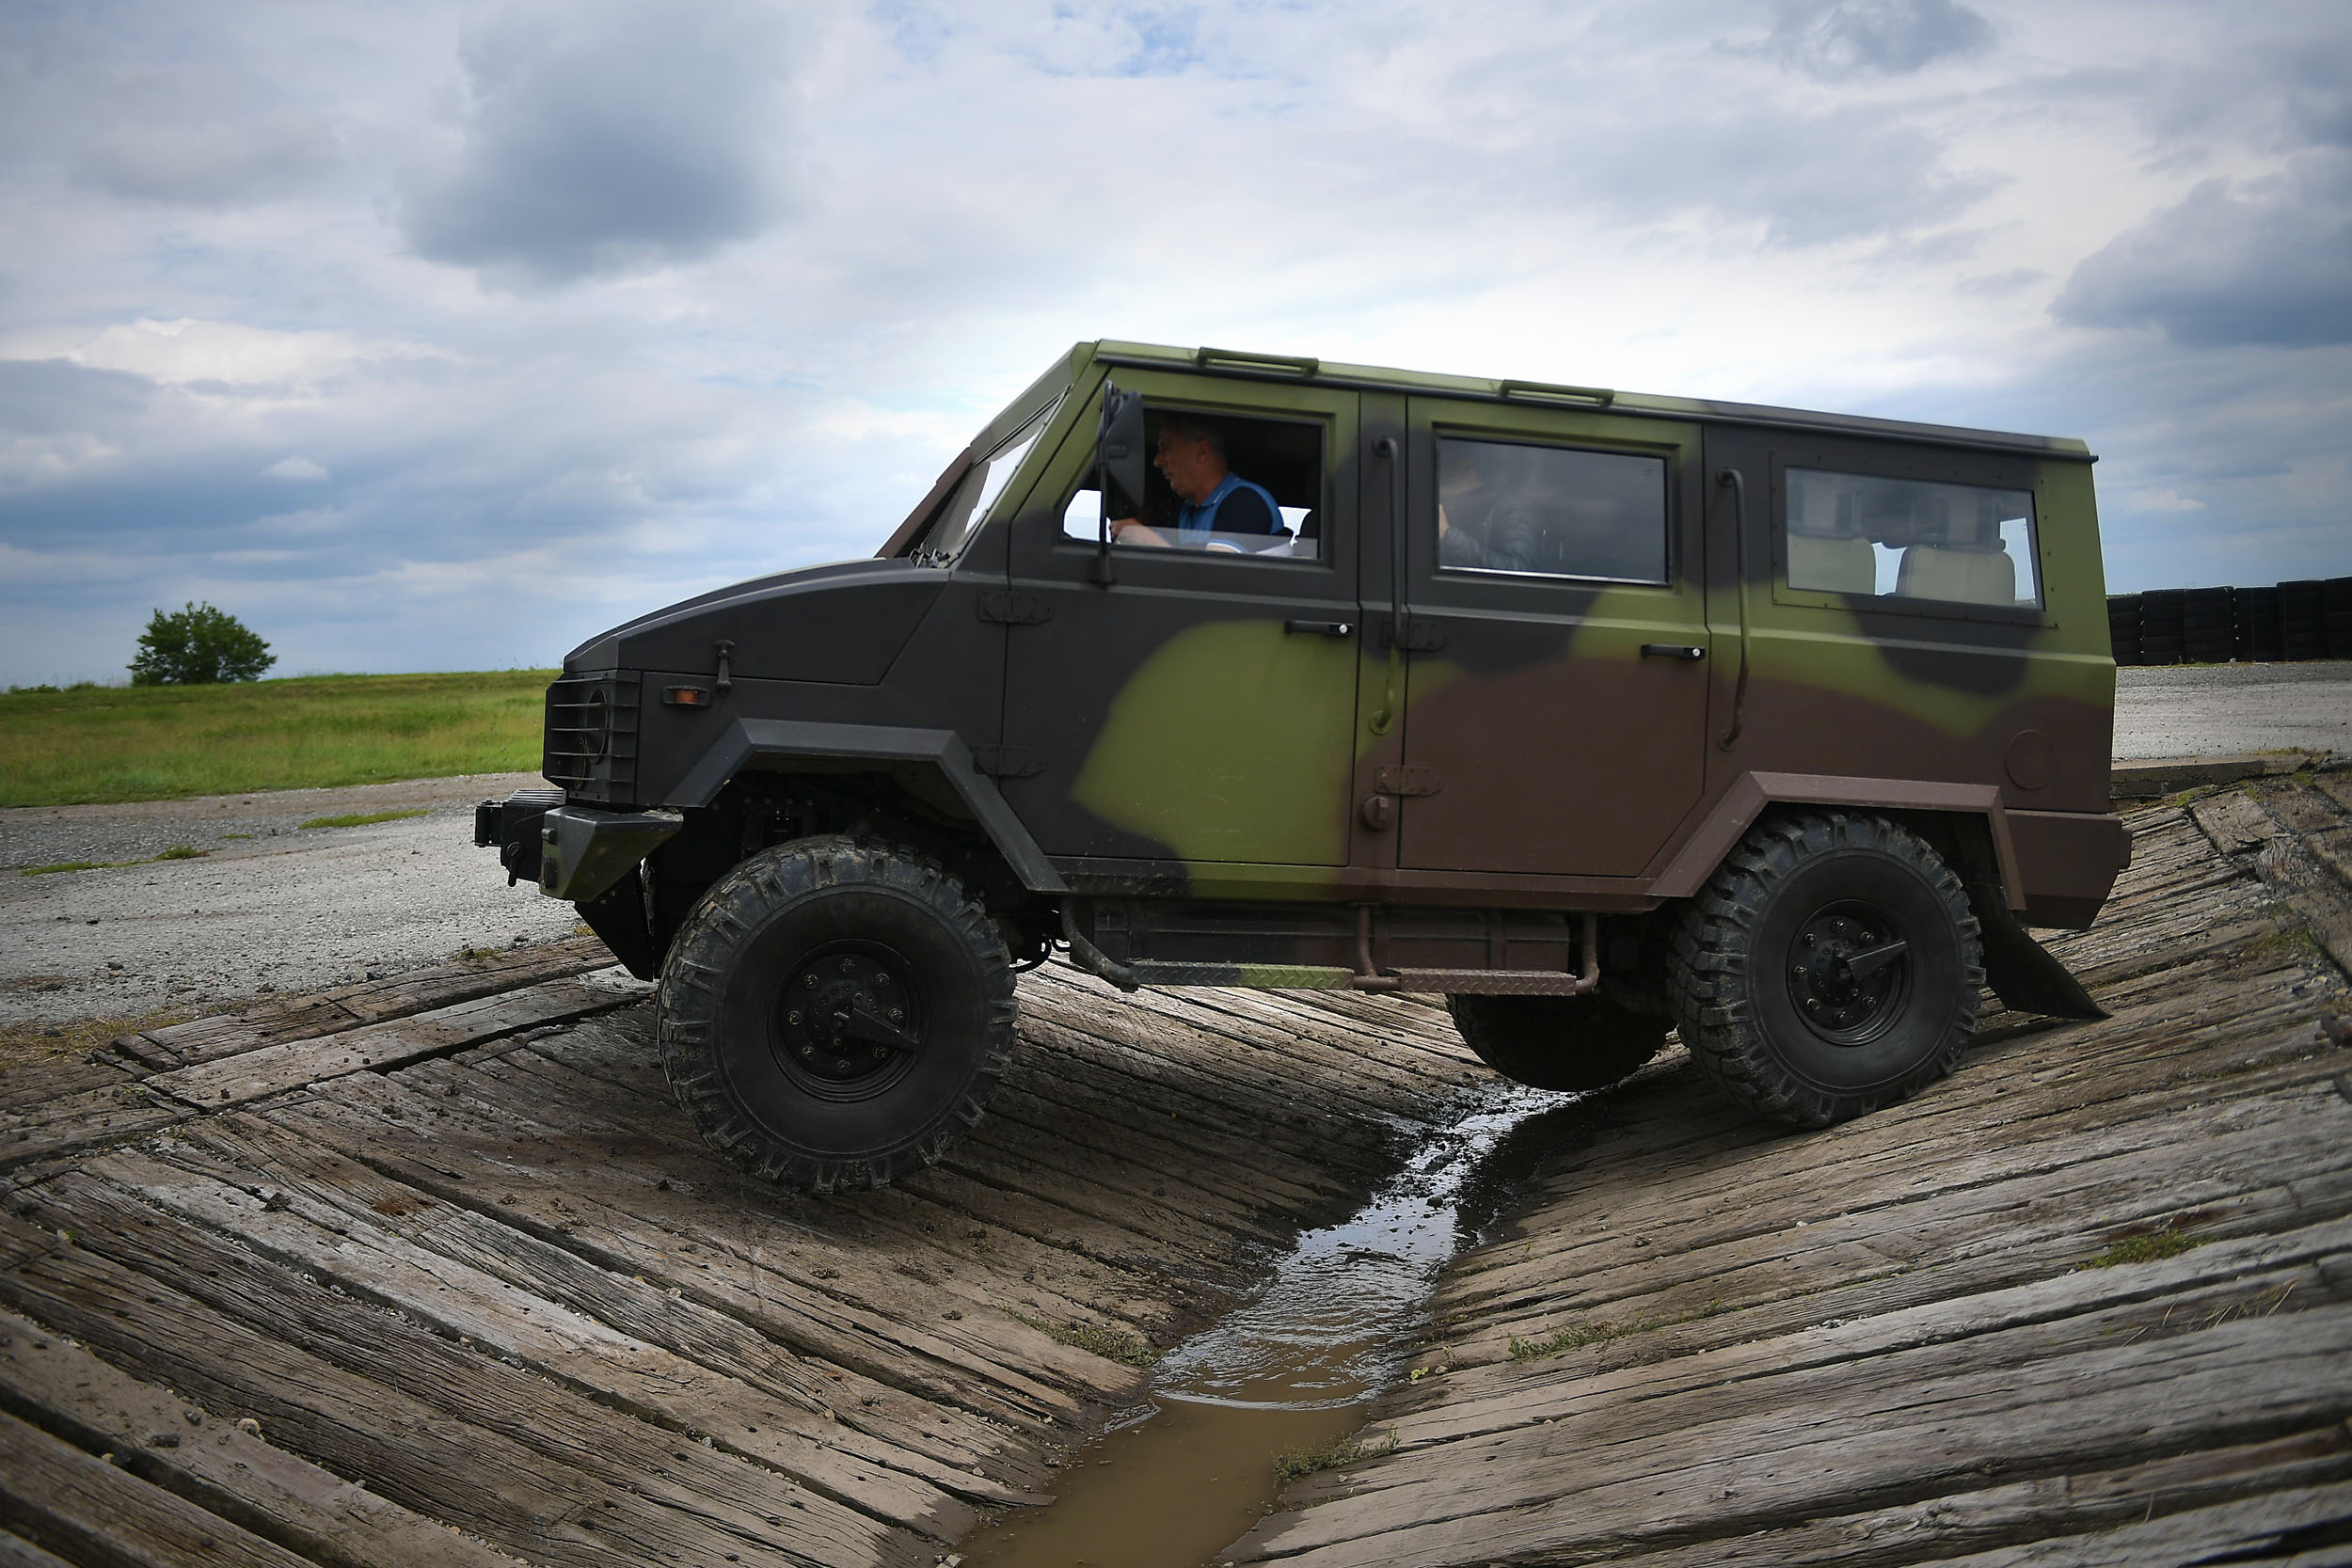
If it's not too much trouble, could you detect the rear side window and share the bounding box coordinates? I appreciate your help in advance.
[1437,436,1667,583]
[1786,468,2042,609]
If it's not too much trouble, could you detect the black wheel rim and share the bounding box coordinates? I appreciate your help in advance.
[771,941,926,1101]
[1786,899,1912,1048]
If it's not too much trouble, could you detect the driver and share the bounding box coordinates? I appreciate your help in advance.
[1112,416,1287,550]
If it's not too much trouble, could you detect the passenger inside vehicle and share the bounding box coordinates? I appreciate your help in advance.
[1436,436,1668,582]
[1110,416,1291,553]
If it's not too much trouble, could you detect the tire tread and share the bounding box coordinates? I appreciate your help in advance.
[1666,811,1982,1127]
[656,835,1016,1193]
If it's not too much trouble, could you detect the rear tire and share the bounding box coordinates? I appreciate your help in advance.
[1447,993,1669,1093]
[658,836,1016,1193]
[1668,812,1981,1127]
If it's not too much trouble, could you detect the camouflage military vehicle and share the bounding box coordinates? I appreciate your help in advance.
[476,341,2127,1193]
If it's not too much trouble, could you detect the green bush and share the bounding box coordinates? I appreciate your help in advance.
[130,602,276,686]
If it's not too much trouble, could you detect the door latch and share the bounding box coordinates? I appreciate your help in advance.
[978,591,1052,626]
[1374,765,1443,797]
[971,745,1044,779]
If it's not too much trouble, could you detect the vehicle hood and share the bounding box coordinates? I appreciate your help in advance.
[564,557,946,687]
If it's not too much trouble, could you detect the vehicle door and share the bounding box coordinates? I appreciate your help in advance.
[1386,397,1711,878]
[997,370,1365,888]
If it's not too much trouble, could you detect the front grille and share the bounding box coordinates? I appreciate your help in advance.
[544,671,642,801]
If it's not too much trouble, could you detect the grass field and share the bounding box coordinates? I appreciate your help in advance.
[0,672,554,807]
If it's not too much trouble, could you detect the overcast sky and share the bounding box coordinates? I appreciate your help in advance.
[3,0,2346,684]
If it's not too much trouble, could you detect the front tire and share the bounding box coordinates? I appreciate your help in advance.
[658,836,1016,1193]
[1447,993,1669,1093]
[1668,812,1981,1127]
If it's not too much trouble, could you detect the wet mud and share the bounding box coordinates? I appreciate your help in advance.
[961,1082,1602,1568]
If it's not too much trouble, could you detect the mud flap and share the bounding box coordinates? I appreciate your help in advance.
[1964,882,2106,1021]
[578,867,660,981]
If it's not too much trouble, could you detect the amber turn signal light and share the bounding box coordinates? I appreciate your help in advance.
[662,686,712,707]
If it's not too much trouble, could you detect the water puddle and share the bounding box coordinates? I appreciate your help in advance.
[961,1080,1594,1568]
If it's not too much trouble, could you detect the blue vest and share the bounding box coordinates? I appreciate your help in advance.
[1174,472,1284,539]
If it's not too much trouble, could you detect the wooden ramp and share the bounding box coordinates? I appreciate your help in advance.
[1232,770,2352,1567]
[0,933,1483,1567]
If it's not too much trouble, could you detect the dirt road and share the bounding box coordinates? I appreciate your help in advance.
[1,773,575,1031]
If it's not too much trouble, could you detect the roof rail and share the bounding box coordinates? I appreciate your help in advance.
[1195,346,1320,376]
[1499,378,1614,407]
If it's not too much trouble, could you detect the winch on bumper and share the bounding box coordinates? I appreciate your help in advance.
[474,790,682,904]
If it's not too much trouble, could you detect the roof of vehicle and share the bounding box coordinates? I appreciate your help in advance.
[1089,341,2094,462]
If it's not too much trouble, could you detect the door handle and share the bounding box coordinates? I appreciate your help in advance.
[1284,619,1356,638]
[1641,642,1706,660]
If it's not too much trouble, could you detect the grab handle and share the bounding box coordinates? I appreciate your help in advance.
[1716,467,1752,749]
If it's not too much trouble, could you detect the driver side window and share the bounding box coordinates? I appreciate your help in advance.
[1060,406,1323,561]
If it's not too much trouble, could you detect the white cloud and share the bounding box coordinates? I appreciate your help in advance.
[0,0,2345,680]
[2,318,450,389]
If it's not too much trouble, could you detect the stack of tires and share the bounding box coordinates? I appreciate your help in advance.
[2106,594,2142,665]
[2329,578,2352,659]
[2234,586,2283,664]
[2137,588,2186,666]
[2281,580,2328,662]
[2183,586,2235,664]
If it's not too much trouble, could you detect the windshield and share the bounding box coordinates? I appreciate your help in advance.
[908,396,1061,562]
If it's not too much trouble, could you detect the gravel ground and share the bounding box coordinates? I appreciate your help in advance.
[4,663,2345,1035]
[2114,661,2352,759]
[1,772,580,1031]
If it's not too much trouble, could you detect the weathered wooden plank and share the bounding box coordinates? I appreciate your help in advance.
[1452,1002,2347,1275]
[421,1042,1181,1348]
[1232,1307,2352,1565]
[0,1304,526,1568]
[435,1033,1270,1338]
[1014,981,1427,1126]
[1591,1428,2352,1567]
[1475,968,2344,1255]
[467,1001,1355,1309]
[147,973,639,1109]
[1375,1220,2352,1458]
[1445,1042,2352,1316]
[180,1112,1040,1487]
[249,1082,1100,1431]
[79,1145,996,1536]
[0,1090,185,1174]
[0,1052,136,1115]
[135,937,620,1067]
[0,1528,75,1568]
[0,1404,315,1568]
[331,1058,1152,1399]
[1928,1478,2352,1567]
[0,1226,762,1568]
[470,1022,1293,1270]
[2,1190,930,1568]
[1080,974,1473,1093]
[1435,1077,2352,1353]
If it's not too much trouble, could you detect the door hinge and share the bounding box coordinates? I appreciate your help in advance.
[972,744,1045,779]
[1374,765,1443,797]
[1381,620,1449,652]
[978,591,1052,626]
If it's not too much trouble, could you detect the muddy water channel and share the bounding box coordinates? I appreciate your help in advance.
[961,1081,1585,1567]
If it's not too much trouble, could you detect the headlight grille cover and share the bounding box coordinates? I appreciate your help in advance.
[545,672,641,800]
